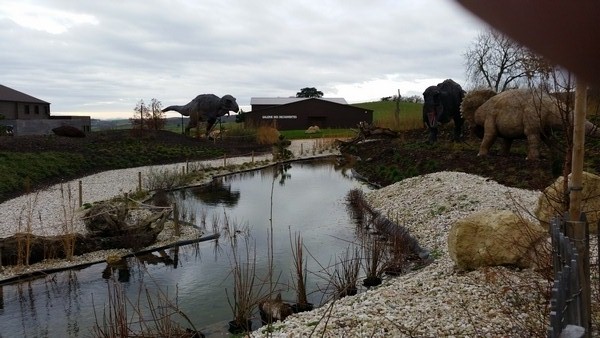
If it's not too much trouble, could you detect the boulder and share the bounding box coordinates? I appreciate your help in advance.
[304,125,320,134]
[52,125,86,138]
[535,171,600,234]
[448,210,547,270]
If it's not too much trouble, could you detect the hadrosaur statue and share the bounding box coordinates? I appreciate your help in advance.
[422,79,465,144]
[460,88,600,160]
[163,94,239,136]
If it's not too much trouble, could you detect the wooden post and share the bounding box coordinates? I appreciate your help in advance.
[78,180,83,207]
[173,203,180,236]
[251,151,254,164]
[186,160,189,174]
[138,172,142,192]
[182,166,185,175]
[223,154,227,167]
[568,79,591,337]
[570,80,587,220]
[300,143,303,155]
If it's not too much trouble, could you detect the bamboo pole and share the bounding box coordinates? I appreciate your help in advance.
[568,79,590,336]
[569,79,587,220]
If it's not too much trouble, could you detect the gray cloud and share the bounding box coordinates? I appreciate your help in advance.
[0,0,486,119]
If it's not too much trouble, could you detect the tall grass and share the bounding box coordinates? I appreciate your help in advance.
[92,276,198,337]
[15,193,38,267]
[331,246,361,298]
[289,231,309,307]
[59,183,78,260]
[225,234,262,334]
[256,126,280,145]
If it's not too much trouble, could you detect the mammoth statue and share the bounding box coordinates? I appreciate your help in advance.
[460,88,600,160]
[163,94,239,137]
[422,79,465,144]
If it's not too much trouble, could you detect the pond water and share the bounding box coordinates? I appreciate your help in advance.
[0,158,374,337]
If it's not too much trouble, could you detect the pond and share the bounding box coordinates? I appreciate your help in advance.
[0,158,375,337]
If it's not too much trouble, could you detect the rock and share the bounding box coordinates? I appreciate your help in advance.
[305,125,320,134]
[52,125,86,138]
[448,210,547,270]
[258,293,293,324]
[535,171,600,233]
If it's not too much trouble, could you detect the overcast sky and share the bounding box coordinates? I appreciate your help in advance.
[1,0,487,119]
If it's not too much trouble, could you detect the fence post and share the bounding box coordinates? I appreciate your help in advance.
[566,219,591,335]
[223,154,227,167]
[173,203,180,236]
[138,172,142,192]
[251,151,254,164]
[78,180,83,207]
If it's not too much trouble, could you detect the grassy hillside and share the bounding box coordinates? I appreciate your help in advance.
[352,101,423,130]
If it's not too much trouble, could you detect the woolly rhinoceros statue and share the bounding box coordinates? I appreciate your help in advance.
[460,88,600,160]
[163,94,239,137]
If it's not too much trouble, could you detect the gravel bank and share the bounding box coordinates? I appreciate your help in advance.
[252,172,551,337]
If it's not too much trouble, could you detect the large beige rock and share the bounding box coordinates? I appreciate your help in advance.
[448,210,547,270]
[535,171,600,234]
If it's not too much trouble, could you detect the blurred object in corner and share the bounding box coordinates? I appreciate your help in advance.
[455,0,600,87]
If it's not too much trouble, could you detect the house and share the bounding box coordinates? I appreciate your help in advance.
[0,84,91,136]
[243,97,373,130]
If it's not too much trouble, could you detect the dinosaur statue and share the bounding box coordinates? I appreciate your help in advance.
[163,94,239,137]
[460,88,600,160]
[422,79,465,144]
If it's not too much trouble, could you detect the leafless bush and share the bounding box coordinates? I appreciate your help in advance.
[92,275,197,337]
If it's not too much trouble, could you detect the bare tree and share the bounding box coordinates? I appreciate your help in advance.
[130,98,166,131]
[130,99,150,130]
[464,29,549,92]
[147,98,166,131]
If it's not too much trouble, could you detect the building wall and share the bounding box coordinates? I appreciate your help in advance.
[0,116,91,136]
[0,101,50,120]
[245,99,372,130]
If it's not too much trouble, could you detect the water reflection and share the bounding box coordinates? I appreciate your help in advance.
[0,158,373,337]
[187,180,241,206]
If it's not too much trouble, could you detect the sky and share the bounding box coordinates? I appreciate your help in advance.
[0,0,487,120]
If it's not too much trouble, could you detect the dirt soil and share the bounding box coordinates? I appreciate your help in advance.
[340,128,597,192]
[0,129,270,156]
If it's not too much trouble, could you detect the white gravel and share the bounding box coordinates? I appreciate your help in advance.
[0,140,563,336]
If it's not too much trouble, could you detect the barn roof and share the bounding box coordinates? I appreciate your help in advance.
[250,97,348,105]
[0,84,49,104]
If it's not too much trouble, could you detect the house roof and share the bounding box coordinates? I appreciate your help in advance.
[0,84,50,104]
[250,97,348,105]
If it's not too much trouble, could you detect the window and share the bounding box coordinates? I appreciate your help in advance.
[35,106,40,114]
[25,105,30,114]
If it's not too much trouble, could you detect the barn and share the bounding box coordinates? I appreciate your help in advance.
[244,97,373,130]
